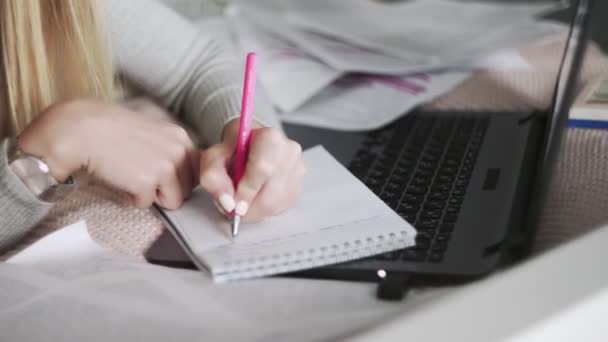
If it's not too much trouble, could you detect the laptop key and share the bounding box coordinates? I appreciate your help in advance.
[429,192,448,201]
[432,241,448,252]
[417,219,439,230]
[417,230,434,239]
[381,190,399,200]
[411,177,431,187]
[443,213,459,223]
[453,184,467,193]
[435,233,450,243]
[452,188,466,197]
[420,210,442,220]
[426,147,443,156]
[414,169,433,178]
[385,182,401,193]
[455,179,468,187]
[370,170,388,180]
[403,193,425,203]
[425,200,446,209]
[415,238,431,250]
[398,209,418,219]
[440,223,455,233]
[365,177,382,187]
[449,197,463,206]
[402,151,420,162]
[437,175,454,183]
[460,166,473,174]
[446,206,460,214]
[406,186,426,195]
[389,199,402,209]
[443,159,460,167]
[430,183,452,192]
[395,166,414,176]
[401,213,417,223]
[422,155,439,164]
[399,202,419,213]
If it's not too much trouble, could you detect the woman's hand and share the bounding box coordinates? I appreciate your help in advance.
[18,99,198,209]
[199,119,306,223]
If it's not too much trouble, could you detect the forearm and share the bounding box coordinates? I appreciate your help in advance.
[176,42,245,146]
[179,46,283,146]
[0,139,52,254]
[108,0,279,147]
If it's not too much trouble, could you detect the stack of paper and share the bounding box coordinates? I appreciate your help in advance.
[221,0,565,130]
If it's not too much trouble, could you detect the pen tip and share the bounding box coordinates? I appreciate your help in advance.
[232,215,240,239]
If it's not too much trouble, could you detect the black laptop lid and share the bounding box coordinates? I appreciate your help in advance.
[542,0,593,166]
[527,0,594,247]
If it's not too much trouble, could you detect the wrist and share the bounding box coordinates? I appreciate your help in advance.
[8,138,76,202]
[18,102,88,181]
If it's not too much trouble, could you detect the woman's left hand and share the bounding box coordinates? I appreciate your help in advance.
[199,119,306,223]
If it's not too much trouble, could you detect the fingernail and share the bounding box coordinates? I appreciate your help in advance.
[235,201,249,216]
[218,194,235,213]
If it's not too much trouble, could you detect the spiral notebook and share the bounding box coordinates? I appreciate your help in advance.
[158,146,416,282]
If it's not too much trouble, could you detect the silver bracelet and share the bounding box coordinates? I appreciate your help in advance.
[7,137,76,202]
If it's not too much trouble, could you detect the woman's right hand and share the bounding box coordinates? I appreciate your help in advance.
[18,99,198,210]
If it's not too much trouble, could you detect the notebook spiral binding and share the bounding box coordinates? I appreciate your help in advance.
[214,229,414,282]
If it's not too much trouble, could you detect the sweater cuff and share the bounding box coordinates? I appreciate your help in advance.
[0,139,53,253]
[195,86,280,145]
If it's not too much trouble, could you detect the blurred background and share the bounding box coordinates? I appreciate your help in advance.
[162,0,607,51]
[545,0,607,50]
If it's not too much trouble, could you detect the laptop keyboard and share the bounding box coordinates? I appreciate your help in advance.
[348,114,489,263]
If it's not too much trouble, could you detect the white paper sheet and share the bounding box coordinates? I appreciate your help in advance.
[239,5,536,75]
[284,0,562,61]
[231,0,562,74]
[227,12,343,112]
[231,3,414,75]
[0,254,448,342]
[468,49,530,71]
[161,146,417,282]
[7,221,108,265]
[282,71,470,130]
[225,8,531,130]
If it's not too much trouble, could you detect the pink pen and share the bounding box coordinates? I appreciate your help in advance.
[231,52,257,238]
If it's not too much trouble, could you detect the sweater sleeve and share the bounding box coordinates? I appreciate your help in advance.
[0,139,53,254]
[108,0,278,146]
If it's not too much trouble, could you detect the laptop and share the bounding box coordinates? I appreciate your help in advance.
[146,0,594,286]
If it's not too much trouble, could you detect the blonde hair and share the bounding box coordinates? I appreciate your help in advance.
[0,0,114,138]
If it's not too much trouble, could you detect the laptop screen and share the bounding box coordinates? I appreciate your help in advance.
[542,0,592,166]
[528,0,593,243]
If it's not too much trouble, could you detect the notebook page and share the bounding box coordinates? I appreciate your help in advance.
[162,146,416,282]
[282,72,469,131]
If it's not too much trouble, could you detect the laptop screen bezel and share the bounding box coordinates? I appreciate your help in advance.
[525,0,593,252]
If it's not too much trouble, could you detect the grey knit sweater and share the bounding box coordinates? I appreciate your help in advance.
[0,0,273,253]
